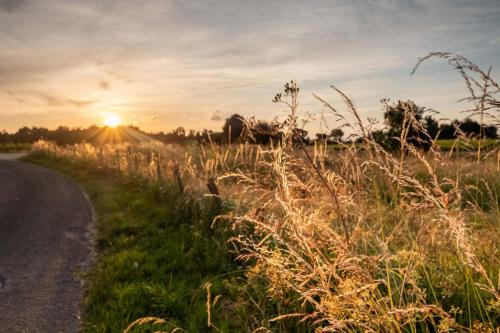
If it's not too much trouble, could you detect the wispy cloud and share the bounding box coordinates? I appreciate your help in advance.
[5,90,27,104]
[38,94,67,107]
[67,99,95,108]
[37,94,94,108]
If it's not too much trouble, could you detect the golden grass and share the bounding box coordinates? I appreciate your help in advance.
[32,53,500,332]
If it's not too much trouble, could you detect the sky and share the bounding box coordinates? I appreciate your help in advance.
[0,0,499,134]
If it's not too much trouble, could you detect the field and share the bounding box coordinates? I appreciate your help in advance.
[25,128,500,333]
[16,54,500,332]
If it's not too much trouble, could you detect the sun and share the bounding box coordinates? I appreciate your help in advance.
[104,114,122,128]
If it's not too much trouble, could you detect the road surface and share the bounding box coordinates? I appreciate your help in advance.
[0,155,93,332]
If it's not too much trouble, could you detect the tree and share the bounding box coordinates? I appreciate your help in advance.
[457,118,497,139]
[248,120,282,144]
[424,116,439,139]
[383,100,432,150]
[459,118,481,137]
[371,130,387,146]
[316,133,328,142]
[329,128,344,142]
[293,128,310,145]
[437,119,498,140]
[384,100,425,137]
[172,127,186,137]
[438,121,458,140]
[222,114,245,143]
[483,125,498,139]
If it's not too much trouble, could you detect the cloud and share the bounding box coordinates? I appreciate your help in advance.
[210,110,222,121]
[67,99,95,108]
[5,90,27,103]
[38,94,95,108]
[38,94,66,107]
[0,0,27,13]
[98,80,110,90]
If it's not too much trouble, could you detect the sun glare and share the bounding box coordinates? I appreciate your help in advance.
[104,114,122,128]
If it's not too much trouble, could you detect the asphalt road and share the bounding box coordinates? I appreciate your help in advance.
[0,156,93,332]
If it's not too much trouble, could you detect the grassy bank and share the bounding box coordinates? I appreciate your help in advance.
[23,152,249,332]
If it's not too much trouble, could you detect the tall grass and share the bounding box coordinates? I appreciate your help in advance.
[31,53,499,332]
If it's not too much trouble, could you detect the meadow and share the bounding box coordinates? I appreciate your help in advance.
[22,53,500,332]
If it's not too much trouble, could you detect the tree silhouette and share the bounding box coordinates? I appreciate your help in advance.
[382,100,432,150]
[424,116,439,139]
[248,120,282,144]
[222,114,245,143]
[329,128,344,142]
[384,100,425,137]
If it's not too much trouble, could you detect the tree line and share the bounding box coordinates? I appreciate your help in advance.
[370,100,497,150]
[1,101,497,148]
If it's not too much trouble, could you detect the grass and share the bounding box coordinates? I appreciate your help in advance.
[27,138,500,332]
[436,139,500,151]
[21,53,500,332]
[0,142,31,152]
[22,152,251,332]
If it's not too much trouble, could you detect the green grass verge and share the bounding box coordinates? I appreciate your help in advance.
[22,152,250,333]
[0,142,32,152]
[436,139,500,151]
[322,139,500,152]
